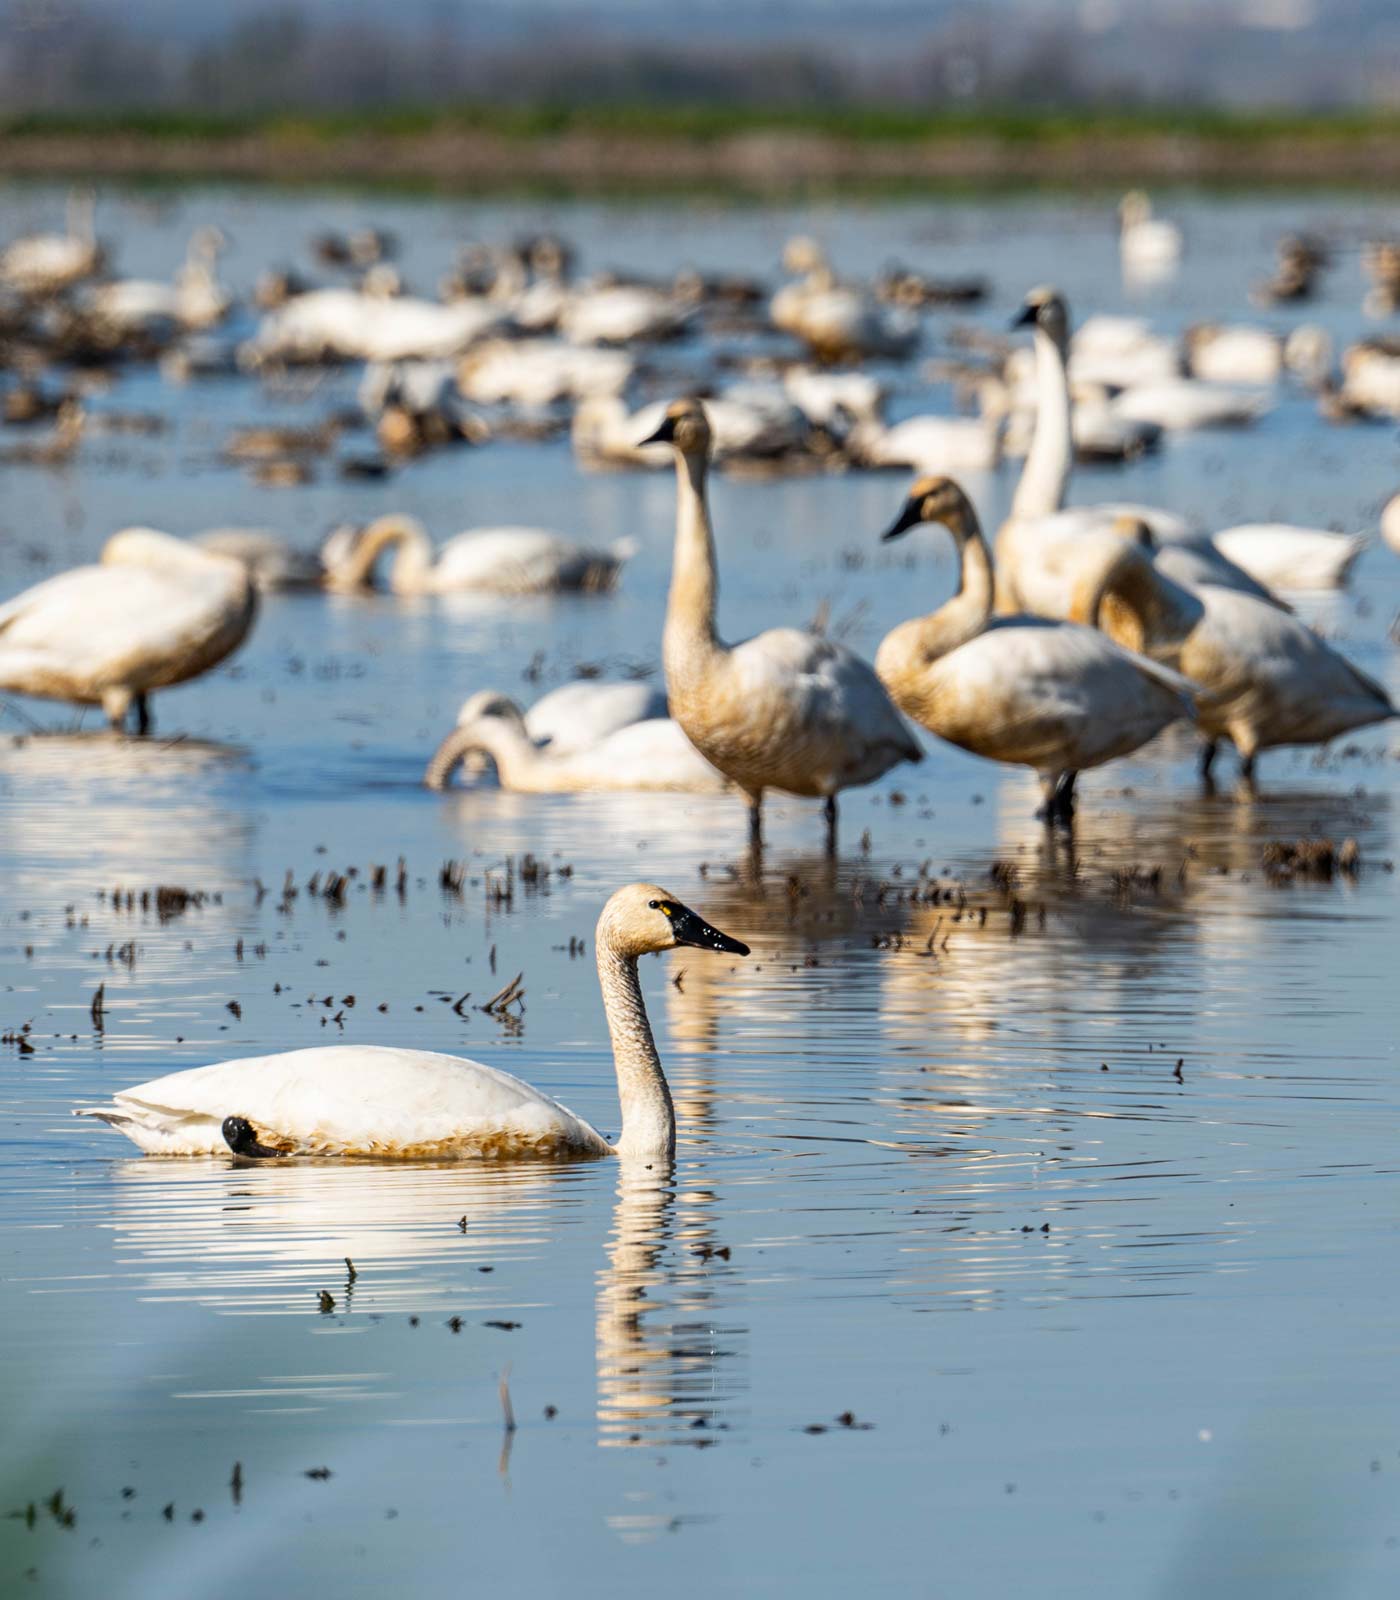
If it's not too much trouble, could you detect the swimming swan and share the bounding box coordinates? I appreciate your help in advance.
[1083,536,1396,780]
[74,884,749,1161]
[875,476,1195,822]
[460,680,668,755]
[425,696,729,793]
[0,528,256,733]
[322,513,633,597]
[645,398,922,846]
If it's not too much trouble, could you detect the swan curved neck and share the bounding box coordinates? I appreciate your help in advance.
[884,511,995,671]
[663,448,724,685]
[597,943,674,1160]
[425,717,536,789]
[1012,324,1072,519]
[331,516,434,592]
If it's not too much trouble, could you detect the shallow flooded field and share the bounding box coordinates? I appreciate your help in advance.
[2,185,1400,1599]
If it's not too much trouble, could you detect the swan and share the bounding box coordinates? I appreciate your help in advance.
[997,287,1279,612]
[1209,525,1367,591]
[84,227,230,334]
[1338,341,1400,418]
[458,339,633,406]
[247,286,509,365]
[454,680,667,754]
[1119,191,1183,280]
[192,527,326,591]
[875,476,1194,823]
[74,883,749,1160]
[1083,536,1396,781]
[0,190,104,293]
[425,699,730,793]
[845,411,1002,474]
[770,237,917,364]
[645,398,922,846]
[321,514,633,597]
[559,283,689,347]
[781,367,884,430]
[1107,378,1270,432]
[0,528,256,733]
[1185,323,1283,386]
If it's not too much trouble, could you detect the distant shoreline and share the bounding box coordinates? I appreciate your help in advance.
[3,108,1400,191]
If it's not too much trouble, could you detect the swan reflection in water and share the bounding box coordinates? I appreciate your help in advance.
[102,1151,747,1453]
[0,732,255,897]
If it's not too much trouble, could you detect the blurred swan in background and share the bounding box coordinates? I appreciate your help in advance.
[425,697,729,793]
[876,476,1194,822]
[76,884,748,1160]
[0,528,256,732]
[321,513,634,596]
[648,397,922,847]
[770,236,918,364]
[1118,190,1183,283]
[0,189,104,293]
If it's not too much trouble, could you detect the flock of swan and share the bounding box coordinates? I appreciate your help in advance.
[2,193,1395,1163]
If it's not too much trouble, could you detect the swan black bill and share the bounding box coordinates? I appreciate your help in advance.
[222,1115,285,1159]
[666,902,750,956]
[880,500,926,542]
[639,415,678,446]
[1011,302,1039,329]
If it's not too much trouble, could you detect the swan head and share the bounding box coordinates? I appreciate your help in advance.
[598,883,749,961]
[1119,190,1153,227]
[880,474,977,543]
[1012,285,1068,344]
[638,397,711,457]
[782,235,827,276]
[1110,514,1155,550]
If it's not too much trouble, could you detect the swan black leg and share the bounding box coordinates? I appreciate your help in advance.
[1199,739,1218,781]
[747,795,764,851]
[823,794,837,855]
[134,693,152,737]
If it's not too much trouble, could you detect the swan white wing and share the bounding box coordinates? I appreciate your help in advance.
[524,681,668,751]
[1111,380,1269,431]
[433,528,626,594]
[729,628,922,785]
[0,566,240,693]
[79,1046,608,1158]
[1210,525,1367,590]
[564,718,730,789]
[863,415,1000,472]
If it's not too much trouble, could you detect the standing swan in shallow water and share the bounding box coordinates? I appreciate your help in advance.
[875,477,1195,823]
[75,884,748,1161]
[644,398,922,849]
[0,528,256,733]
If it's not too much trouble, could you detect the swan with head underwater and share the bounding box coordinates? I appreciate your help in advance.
[876,475,1196,823]
[75,884,749,1161]
[643,397,922,848]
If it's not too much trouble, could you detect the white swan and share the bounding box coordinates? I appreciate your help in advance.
[782,367,884,430]
[1119,191,1183,281]
[0,190,103,293]
[192,527,325,591]
[0,529,256,732]
[84,227,230,334]
[559,284,689,346]
[770,237,917,364]
[846,411,1002,474]
[74,883,749,1161]
[876,476,1194,822]
[1186,323,1283,386]
[997,287,1279,611]
[247,287,509,365]
[321,514,633,597]
[458,338,633,406]
[1085,537,1396,781]
[455,680,667,754]
[645,398,922,846]
[1107,378,1270,432]
[1382,493,1400,555]
[1209,525,1367,591]
[425,699,730,793]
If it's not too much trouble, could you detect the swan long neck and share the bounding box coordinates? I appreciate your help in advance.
[662,447,725,689]
[1072,539,1202,660]
[426,716,540,790]
[1011,323,1072,519]
[328,515,434,593]
[597,942,674,1161]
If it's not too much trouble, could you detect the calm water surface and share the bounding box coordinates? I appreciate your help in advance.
[2,185,1400,1599]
